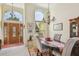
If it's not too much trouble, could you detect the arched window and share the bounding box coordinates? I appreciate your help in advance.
[35,11,44,21]
[35,10,45,37]
[3,11,23,21]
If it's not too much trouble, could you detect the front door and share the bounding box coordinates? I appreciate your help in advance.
[4,22,23,45]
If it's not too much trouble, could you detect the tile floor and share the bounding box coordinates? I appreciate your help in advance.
[0,45,29,56]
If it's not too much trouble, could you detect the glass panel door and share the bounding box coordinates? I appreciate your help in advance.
[12,26,16,37]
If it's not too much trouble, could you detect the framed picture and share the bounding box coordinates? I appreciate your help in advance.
[53,23,63,31]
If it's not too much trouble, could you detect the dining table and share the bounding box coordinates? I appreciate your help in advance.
[40,38,65,53]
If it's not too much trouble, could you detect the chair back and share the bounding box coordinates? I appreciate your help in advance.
[62,39,79,56]
[54,34,62,42]
[0,40,1,49]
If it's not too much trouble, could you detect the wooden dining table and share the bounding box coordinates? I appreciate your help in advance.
[40,38,65,53]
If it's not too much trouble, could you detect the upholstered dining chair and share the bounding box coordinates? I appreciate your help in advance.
[53,34,62,42]
[62,38,79,56]
[0,40,1,49]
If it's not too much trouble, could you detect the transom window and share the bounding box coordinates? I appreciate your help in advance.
[3,11,23,21]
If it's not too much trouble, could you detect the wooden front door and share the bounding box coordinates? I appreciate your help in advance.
[9,23,20,44]
[4,22,23,45]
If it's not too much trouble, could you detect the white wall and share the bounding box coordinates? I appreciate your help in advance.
[49,3,79,43]
[25,3,48,40]
[35,3,48,8]
[6,3,24,9]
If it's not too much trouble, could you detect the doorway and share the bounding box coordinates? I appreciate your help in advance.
[3,22,23,47]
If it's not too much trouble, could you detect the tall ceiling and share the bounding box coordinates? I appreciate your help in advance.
[5,3,24,9]
[35,3,48,8]
[2,3,56,10]
[5,3,49,9]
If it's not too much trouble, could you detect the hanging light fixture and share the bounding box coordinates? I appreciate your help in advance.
[48,3,56,24]
[10,3,14,20]
[44,3,56,25]
[9,3,19,21]
[44,3,56,38]
[43,3,50,24]
[47,3,50,24]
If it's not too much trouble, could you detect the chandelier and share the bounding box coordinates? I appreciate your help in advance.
[47,3,50,24]
[10,3,14,19]
[8,3,19,21]
[44,3,56,25]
